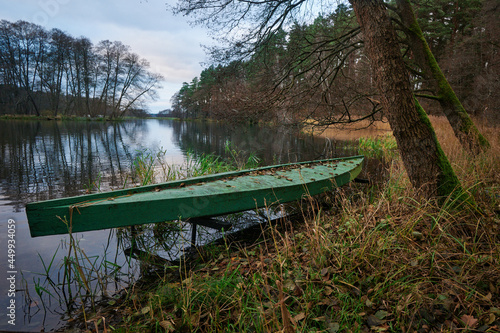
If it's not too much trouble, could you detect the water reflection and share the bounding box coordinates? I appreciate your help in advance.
[0,118,358,332]
[0,119,354,208]
[0,121,143,209]
[167,120,352,163]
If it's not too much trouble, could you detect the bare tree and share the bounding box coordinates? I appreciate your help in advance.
[94,40,163,118]
[174,0,464,198]
[65,37,95,116]
[40,28,72,116]
[0,20,163,117]
[394,0,490,155]
[0,20,47,115]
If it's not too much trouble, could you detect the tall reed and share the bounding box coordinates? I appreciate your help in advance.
[31,145,263,331]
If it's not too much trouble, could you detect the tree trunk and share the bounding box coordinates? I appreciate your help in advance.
[396,0,490,156]
[349,0,462,199]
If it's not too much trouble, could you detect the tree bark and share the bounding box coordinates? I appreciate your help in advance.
[349,0,462,199]
[396,0,490,156]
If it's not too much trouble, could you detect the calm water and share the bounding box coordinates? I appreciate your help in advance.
[0,118,359,332]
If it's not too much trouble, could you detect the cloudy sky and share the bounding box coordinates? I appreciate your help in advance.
[2,0,213,112]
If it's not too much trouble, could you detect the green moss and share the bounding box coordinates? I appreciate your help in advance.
[414,99,469,203]
[404,0,490,153]
[478,133,490,148]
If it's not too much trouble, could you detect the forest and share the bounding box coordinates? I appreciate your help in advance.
[0,20,163,118]
[171,0,498,127]
[1,1,498,331]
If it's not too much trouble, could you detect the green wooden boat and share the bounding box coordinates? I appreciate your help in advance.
[26,155,364,237]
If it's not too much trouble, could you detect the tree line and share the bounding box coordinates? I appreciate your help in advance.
[0,20,163,118]
[171,0,498,128]
[172,0,496,200]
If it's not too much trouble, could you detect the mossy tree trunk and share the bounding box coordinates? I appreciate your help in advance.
[396,0,490,156]
[349,0,462,199]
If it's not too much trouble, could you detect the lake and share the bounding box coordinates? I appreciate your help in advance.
[0,118,370,332]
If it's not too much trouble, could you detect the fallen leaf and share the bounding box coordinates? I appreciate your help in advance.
[412,231,423,240]
[159,320,175,332]
[374,323,389,332]
[293,312,306,322]
[375,310,389,320]
[327,322,340,333]
[284,279,295,292]
[317,298,334,306]
[262,301,273,309]
[486,313,496,325]
[461,314,478,328]
[141,306,150,315]
[490,308,500,315]
[367,314,386,327]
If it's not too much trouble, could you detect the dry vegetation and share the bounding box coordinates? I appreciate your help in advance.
[76,117,499,333]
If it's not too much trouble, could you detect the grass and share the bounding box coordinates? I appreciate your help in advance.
[29,226,126,313]
[131,143,260,186]
[358,133,398,159]
[29,143,262,329]
[64,117,500,332]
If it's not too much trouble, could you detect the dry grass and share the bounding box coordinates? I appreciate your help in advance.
[305,119,392,141]
[430,116,499,191]
[81,117,499,332]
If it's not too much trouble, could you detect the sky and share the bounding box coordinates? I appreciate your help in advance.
[1,0,213,112]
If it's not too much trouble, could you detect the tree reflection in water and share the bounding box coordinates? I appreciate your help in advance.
[0,118,359,331]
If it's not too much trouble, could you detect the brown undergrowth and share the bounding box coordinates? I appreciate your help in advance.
[75,117,499,332]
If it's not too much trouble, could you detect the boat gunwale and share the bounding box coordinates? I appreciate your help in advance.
[26,155,365,209]
[26,156,364,237]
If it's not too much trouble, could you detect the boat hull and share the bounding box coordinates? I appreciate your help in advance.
[26,156,364,237]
